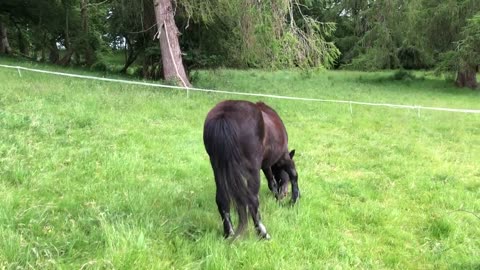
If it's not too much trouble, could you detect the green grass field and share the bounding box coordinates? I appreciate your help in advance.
[1,58,479,269]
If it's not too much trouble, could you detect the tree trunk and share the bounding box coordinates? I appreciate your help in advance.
[81,0,95,66]
[153,0,191,87]
[65,5,71,49]
[120,36,139,73]
[0,21,12,54]
[455,65,478,89]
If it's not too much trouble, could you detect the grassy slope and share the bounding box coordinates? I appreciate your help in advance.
[0,58,479,269]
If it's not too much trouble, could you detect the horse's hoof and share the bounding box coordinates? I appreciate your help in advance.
[224,230,235,239]
[260,233,271,240]
[290,197,299,205]
[291,190,300,204]
[256,223,270,240]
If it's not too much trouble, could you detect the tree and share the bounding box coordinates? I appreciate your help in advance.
[153,0,191,87]
[108,0,167,79]
[108,0,146,74]
[80,0,95,66]
[179,0,340,69]
[429,3,480,89]
[344,0,407,70]
[0,17,12,54]
[453,13,480,89]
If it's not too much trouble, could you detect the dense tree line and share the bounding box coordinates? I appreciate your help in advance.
[0,0,479,88]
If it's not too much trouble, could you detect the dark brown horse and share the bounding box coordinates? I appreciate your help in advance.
[203,100,299,239]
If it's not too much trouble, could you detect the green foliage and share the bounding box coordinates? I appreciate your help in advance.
[90,54,111,73]
[0,0,111,66]
[2,0,480,72]
[456,13,480,67]
[179,0,340,69]
[391,69,416,81]
[183,49,223,69]
[90,60,108,72]
[333,0,480,71]
[1,59,479,268]
[413,0,480,78]
[436,12,480,86]
[348,47,398,71]
[331,0,404,70]
[397,46,431,70]
[436,51,459,75]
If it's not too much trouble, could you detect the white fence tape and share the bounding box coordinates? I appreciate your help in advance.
[1,64,479,114]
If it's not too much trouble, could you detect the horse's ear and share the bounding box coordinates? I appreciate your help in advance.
[289,149,295,159]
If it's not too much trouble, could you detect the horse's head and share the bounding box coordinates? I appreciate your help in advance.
[273,169,289,200]
[272,150,299,202]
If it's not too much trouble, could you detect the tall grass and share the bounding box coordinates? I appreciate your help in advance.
[0,58,479,269]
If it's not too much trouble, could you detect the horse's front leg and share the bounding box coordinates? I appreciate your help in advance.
[287,168,300,204]
[262,167,278,196]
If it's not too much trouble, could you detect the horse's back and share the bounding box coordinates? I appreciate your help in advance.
[206,100,258,120]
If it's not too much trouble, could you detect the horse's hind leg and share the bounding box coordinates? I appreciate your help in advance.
[216,189,235,238]
[250,199,270,240]
[248,170,270,239]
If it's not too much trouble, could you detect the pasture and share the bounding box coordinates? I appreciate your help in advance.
[0,59,479,269]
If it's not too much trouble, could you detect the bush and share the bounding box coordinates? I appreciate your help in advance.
[131,66,144,78]
[90,60,108,72]
[397,46,431,69]
[347,48,399,71]
[392,69,416,80]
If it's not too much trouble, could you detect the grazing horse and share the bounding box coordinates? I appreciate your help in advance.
[203,100,299,239]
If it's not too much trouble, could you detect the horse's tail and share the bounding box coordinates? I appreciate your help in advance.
[204,116,253,236]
